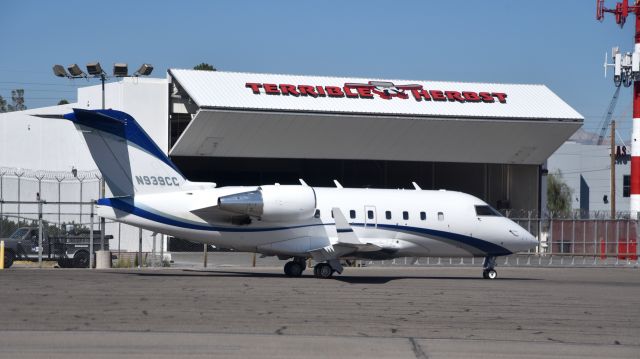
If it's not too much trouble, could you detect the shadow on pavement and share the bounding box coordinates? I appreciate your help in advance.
[111,269,540,283]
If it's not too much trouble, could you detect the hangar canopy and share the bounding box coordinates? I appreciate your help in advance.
[168,69,582,165]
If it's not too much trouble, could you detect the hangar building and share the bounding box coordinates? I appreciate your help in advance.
[166,70,583,213]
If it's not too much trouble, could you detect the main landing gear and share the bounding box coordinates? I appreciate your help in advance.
[313,259,343,279]
[313,263,334,279]
[482,256,497,279]
[283,257,306,277]
[283,258,343,279]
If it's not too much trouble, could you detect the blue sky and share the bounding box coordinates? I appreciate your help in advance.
[0,0,635,137]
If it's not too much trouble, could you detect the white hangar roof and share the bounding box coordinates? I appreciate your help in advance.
[168,69,583,165]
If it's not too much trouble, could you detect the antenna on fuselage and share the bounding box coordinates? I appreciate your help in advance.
[299,179,309,186]
[412,182,421,190]
[333,180,343,189]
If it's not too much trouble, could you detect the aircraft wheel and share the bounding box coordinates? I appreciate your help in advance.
[288,262,304,277]
[315,263,333,279]
[284,261,293,276]
[482,269,497,279]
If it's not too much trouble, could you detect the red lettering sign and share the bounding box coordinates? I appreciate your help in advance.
[244,81,507,104]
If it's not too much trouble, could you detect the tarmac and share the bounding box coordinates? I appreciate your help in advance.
[0,264,638,358]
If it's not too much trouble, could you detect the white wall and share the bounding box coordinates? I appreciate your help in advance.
[77,77,169,151]
[0,103,96,172]
[547,142,630,214]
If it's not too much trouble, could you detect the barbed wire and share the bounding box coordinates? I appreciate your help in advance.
[0,166,102,181]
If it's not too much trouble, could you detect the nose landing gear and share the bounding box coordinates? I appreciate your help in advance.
[482,256,498,279]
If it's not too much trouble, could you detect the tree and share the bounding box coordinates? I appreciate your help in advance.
[547,170,573,217]
[7,89,26,111]
[193,63,216,71]
[57,99,69,105]
[0,95,6,112]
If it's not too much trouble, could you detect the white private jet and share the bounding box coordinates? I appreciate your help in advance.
[52,109,537,279]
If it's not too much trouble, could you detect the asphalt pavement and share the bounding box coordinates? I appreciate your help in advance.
[0,266,638,358]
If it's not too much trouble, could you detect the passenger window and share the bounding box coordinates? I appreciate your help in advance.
[350,210,356,219]
[314,209,321,218]
[475,205,502,216]
[420,212,426,221]
[402,211,409,220]
[367,210,374,220]
[385,211,392,220]
[438,212,444,221]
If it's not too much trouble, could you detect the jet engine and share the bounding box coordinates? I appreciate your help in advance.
[217,185,316,222]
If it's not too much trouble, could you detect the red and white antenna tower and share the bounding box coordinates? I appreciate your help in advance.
[597,0,640,217]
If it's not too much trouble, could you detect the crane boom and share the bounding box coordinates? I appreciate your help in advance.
[597,86,621,145]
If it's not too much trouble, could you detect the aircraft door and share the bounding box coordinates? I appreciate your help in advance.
[364,205,377,228]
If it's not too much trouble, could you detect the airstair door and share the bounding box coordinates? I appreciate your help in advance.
[364,205,377,228]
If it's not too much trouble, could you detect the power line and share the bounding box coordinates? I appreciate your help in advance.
[18,97,76,100]
[0,88,76,93]
[0,81,89,87]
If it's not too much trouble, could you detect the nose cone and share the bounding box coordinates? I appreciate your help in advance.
[509,227,538,253]
[524,231,538,250]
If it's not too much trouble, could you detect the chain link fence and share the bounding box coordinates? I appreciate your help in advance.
[0,167,165,268]
[1,167,638,269]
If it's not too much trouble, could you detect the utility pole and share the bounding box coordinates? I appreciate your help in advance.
[611,120,617,218]
[597,0,640,217]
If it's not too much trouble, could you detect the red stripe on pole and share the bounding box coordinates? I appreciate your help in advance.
[631,156,640,195]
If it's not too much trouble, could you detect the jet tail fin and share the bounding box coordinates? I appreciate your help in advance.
[62,109,186,196]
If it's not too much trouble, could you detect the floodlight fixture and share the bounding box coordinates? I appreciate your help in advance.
[134,63,153,76]
[67,64,86,77]
[53,64,69,78]
[86,62,104,76]
[113,63,128,77]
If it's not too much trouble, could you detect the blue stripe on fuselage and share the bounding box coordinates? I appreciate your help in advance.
[97,197,511,255]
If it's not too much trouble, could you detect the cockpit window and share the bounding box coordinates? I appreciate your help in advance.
[475,205,502,216]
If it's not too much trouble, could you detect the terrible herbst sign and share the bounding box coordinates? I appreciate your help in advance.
[245,81,507,103]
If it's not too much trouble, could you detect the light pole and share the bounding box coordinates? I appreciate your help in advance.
[53,61,154,267]
[53,62,154,110]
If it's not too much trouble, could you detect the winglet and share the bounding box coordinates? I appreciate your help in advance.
[331,207,382,252]
[331,207,360,245]
[412,182,421,190]
[333,180,343,189]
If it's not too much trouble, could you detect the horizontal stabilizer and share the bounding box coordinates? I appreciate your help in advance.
[30,114,66,119]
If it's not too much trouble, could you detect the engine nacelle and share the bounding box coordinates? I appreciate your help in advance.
[217,185,316,222]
